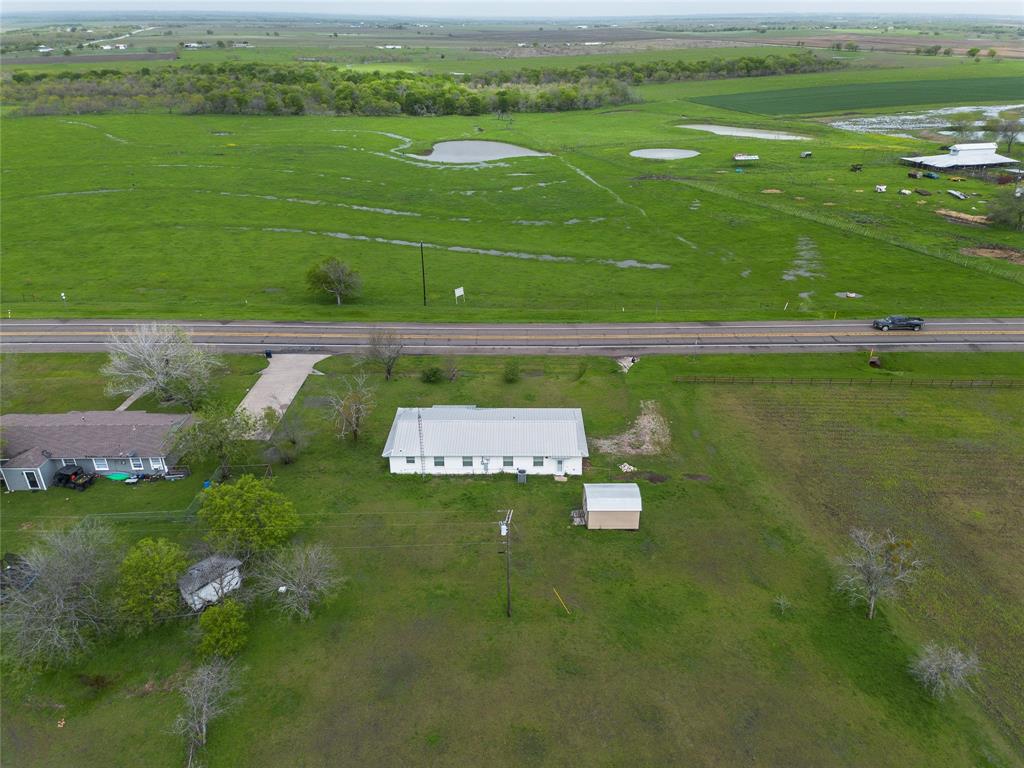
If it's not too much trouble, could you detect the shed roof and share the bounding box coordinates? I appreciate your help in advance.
[178,555,242,594]
[902,145,1018,169]
[1,411,192,467]
[584,483,642,511]
[382,406,588,458]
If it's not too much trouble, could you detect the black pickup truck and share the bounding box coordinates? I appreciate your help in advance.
[872,315,924,332]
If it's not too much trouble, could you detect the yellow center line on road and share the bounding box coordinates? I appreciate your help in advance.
[1,329,1019,341]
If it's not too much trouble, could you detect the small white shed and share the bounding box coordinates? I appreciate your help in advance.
[583,483,642,530]
[179,555,242,611]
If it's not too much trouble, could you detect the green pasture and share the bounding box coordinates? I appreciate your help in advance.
[2,62,1023,323]
[2,351,1022,766]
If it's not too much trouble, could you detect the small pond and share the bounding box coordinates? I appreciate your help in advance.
[418,141,550,164]
[678,124,809,141]
[630,148,700,160]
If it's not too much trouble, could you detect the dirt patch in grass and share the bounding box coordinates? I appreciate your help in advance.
[684,473,712,482]
[935,209,989,226]
[962,246,1024,265]
[593,400,670,455]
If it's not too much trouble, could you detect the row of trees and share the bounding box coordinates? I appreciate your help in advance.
[5,52,841,117]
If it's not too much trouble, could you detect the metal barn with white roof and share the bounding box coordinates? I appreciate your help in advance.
[382,406,588,476]
[583,483,642,530]
[902,142,1019,170]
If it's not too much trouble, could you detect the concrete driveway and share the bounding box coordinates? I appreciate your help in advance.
[237,354,329,437]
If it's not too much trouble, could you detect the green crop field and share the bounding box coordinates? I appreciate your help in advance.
[692,76,1024,115]
[2,54,1023,323]
[2,352,1022,767]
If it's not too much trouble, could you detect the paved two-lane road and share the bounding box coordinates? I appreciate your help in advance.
[2,318,1024,355]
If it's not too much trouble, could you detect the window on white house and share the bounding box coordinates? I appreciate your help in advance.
[24,471,41,490]
[130,457,144,471]
[93,458,109,471]
[434,456,445,467]
[462,457,473,467]
[503,457,513,468]
[533,456,544,467]
[150,457,165,471]
[406,457,416,464]
[61,458,76,466]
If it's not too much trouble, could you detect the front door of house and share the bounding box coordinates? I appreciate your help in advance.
[556,459,564,474]
[24,471,40,490]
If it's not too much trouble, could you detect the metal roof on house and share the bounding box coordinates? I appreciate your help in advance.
[381,406,588,458]
[584,483,642,511]
[178,555,242,594]
[0,411,193,468]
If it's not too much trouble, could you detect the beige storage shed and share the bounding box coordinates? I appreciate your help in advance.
[583,483,641,530]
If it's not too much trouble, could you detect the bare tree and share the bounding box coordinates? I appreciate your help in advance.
[362,329,403,381]
[306,258,361,306]
[1,519,118,667]
[253,543,340,620]
[986,114,1022,154]
[172,658,236,768]
[836,528,924,620]
[910,645,980,699]
[327,374,375,443]
[102,323,221,409]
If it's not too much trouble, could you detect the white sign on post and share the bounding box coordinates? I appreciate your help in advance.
[454,286,465,303]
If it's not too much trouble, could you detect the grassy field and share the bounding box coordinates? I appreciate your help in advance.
[2,54,1023,324]
[0,353,266,414]
[2,351,1022,766]
[692,76,1024,115]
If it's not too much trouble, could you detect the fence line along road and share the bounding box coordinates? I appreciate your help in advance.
[674,376,1024,388]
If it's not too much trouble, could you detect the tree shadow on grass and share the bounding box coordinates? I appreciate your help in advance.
[805,591,943,732]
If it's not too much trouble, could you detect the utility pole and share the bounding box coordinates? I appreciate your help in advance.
[498,509,514,618]
[420,242,427,307]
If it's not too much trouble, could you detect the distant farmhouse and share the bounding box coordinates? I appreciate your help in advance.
[902,142,1019,171]
[0,411,191,491]
[382,406,588,476]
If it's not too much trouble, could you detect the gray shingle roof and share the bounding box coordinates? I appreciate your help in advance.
[381,406,588,458]
[178,555,242,594]
[0,411,193,467]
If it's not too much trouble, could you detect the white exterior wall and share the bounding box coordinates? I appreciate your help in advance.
[183,568,242,611]
[388,455,582,476]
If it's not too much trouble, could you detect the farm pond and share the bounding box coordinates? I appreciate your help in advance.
[418,140,550,163]
[677,124,810,141]
[629,148,701,160]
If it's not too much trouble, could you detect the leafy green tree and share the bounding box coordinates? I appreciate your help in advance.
[117,538,189,634]
[306,257,361,306]
[199,475,299,555]
[172,403,264,473]
[966,47,981,57]
[987,187,1024,231]
[197,600,247,658]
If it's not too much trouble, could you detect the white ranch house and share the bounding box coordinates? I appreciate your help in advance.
[382,406,588,476]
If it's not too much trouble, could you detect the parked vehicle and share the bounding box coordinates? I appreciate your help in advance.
[872,315,924,332]
[923,171,941,180]
[51,464,97,491]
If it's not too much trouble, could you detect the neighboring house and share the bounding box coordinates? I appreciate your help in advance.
[0,411,192,492]
[583,483,642,530]
[179,555,242,611]
[382,405,588,476]
[114,43,127,50]
[902,142,1019,171]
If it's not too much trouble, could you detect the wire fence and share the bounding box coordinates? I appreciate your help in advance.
[674,375,1024,388]
[669,178,1024,287]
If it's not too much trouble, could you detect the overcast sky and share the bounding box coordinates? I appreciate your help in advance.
[4,1,1023,17]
